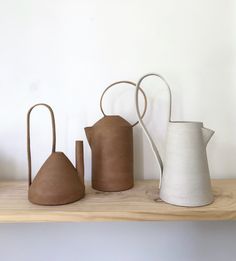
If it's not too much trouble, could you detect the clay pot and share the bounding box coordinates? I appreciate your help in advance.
[27,103,85,206]
[85,81,147,192]
[135,73,214,207]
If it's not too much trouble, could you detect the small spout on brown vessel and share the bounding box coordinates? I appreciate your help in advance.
[76,140,84,185]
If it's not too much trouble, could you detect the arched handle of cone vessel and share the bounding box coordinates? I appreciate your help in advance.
[27,103,56,186]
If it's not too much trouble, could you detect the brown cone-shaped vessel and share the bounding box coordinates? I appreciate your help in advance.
[27,104,85,206]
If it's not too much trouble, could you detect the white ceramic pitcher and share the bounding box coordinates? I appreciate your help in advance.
[135,73,214,207]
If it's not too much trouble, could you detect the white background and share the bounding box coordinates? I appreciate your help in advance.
[0,0,236,260]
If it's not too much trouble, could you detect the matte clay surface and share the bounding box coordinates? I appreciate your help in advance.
[0,180,236,222]
[85,116,134,192]
[85,81,147,192]
[135,73,214,207]
[27,104,85,205]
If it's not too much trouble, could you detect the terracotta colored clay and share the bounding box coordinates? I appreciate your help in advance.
[27,103,85,206]
[85,81,147,192]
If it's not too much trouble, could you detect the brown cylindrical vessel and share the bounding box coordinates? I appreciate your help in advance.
[85,116,134,191]
[85,81,147,192]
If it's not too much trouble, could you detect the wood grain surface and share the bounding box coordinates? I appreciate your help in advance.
[0,180,235,222]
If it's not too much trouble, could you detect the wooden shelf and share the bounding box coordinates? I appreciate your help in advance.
[0,179,236,222]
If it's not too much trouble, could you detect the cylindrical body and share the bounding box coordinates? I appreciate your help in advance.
[86,116,134,192]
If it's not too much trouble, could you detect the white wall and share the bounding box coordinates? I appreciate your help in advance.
[0,0,235,260]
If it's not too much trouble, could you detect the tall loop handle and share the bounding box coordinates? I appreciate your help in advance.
[100,81,148,127]
[135,73,172,188]
[27,103,56,187]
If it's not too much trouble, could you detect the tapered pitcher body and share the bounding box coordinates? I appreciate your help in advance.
[160,122,214,206]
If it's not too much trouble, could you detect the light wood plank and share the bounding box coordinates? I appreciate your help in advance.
[0,180,236,222]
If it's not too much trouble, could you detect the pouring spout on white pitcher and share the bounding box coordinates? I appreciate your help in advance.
[202,127,215,146]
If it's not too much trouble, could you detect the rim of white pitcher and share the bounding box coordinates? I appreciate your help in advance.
[170,121,203,125]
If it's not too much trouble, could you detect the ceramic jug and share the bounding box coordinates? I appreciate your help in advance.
[135,73,214,207]
[85,81,147,192]
[27,103,85,206]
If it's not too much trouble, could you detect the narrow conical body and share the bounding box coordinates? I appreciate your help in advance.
[85,116,134,192]
[29,152,85,205]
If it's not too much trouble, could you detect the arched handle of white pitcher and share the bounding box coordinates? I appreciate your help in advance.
[135,73,173,188]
